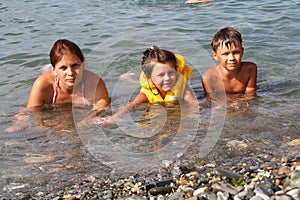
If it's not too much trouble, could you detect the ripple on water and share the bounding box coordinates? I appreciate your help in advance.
[0,0,299,197]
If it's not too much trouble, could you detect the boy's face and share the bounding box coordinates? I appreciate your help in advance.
[212,43,244,71]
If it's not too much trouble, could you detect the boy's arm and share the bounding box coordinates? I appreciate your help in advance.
[201,76,212,102]
[244,63,257,100]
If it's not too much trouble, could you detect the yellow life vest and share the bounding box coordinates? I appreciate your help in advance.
[139,54,193,103]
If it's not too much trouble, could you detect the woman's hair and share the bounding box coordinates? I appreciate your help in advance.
[141,46,177,78]
[49,39,84,67]
[211,27,242,52]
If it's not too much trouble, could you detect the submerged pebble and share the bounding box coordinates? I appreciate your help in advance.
[3,154,300,199]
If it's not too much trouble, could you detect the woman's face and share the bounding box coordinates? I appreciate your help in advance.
[150,62,178,94]
[53,53,84,90]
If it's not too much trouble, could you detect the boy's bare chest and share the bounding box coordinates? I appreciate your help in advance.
[223,77,247,93]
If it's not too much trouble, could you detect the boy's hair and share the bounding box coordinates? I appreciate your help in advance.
[211,27,242,52]
[49,39,84,68]
[141,46,176,79]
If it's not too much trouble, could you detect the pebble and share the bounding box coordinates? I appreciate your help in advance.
[215,167,243,180]
[168,191,184,200]
[4,155,300,200]
[193,187,207,196]
[286,188,300,199]
[212,182,239,195]
[287,139,300,146]
[148,187,172,196]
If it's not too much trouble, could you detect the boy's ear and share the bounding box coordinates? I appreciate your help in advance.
[212,51,218,61]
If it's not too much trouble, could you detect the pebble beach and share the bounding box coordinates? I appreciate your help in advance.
[5,140,300,200]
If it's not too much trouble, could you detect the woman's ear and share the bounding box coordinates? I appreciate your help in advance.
[51,66,57,76]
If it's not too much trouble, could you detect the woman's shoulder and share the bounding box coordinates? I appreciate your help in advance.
[84,70,100,78]
[83,70,106,88]
[33,71,55,89]
[84,70,104,83]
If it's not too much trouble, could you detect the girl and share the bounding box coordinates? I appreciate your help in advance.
[103,46,197,124]
[133,46,196,105]
[27,39,110,114]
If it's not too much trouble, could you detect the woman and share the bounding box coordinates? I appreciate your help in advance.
[27,39,110,114]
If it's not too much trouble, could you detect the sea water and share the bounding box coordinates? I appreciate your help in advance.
[0,0,299,196]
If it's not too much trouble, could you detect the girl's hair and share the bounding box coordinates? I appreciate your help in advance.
[211,27,242,52]
[49,39,84,67]
[141,46,177,78]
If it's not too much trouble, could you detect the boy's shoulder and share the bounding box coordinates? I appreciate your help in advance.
[202,65,218,77]
[241,61,257,70]
[240,62,257,82]
[240,61,257,75]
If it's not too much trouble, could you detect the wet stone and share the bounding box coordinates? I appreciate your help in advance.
[286,188,300,199]
[249,196,264,200]
[216,191,229,200]
[273,194,295,200]
[193,187,207,197]
[277,166,291,178]
[212,183,239,195]
[145,179,172,191]
[226,140,250,156]
[215,167,243,180]
[182,187,194,197]
[12,151,300,199]
[235,190,249,199]
[168,191,184,200]
[102,190,113,200]
[148,187,172,196]
[254,188,271,200]
[200,191,217,200]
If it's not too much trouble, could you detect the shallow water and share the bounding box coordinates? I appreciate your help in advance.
[1,0,299,196]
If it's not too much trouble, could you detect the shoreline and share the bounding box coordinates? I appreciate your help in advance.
[4,153,299,200]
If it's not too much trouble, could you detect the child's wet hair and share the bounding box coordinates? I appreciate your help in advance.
[211,27,242,52]
[49,39,84,68]
[141,46,177,78]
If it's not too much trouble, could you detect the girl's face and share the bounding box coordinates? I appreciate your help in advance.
[150,62,178,94]
[53,53,84,90]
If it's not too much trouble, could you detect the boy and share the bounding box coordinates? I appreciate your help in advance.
[202,27,257,103]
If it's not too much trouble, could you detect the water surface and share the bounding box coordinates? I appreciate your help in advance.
[0,0,299,196]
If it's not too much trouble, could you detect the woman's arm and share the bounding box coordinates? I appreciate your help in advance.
[27,74,51,108]
[98,93,148,125]
[93,77,110,115]
[112,93,148,119]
